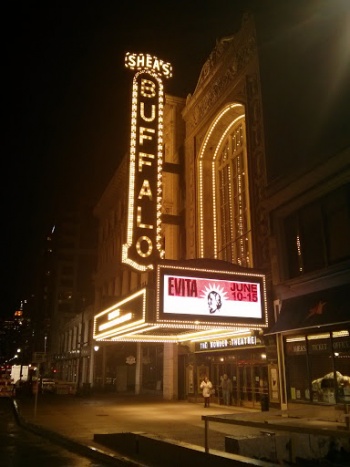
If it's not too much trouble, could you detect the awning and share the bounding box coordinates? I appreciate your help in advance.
[267,283,350,334]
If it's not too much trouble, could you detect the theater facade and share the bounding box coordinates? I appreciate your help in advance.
[92,13,275,407]
[92,10,349,409]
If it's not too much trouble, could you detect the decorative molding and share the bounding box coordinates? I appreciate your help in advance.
[186,13,257,133]
[184,11,269,271]
[246,72,269,269]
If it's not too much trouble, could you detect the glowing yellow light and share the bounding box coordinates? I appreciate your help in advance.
[198,104,244,257]
[122,62,168,271]
[98,312,133,332]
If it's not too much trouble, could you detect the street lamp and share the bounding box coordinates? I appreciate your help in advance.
[16,348,24,385]
[93,345,100,390]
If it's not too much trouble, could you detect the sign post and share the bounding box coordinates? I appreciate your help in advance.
[33,367,40,418]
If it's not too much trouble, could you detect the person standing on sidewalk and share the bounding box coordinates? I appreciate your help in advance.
[220,373,233,405]
[200,375,213,408]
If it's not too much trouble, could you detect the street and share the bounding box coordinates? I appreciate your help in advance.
[0,398,106,467]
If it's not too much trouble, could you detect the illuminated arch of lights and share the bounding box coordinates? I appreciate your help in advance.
[198,103,245,258]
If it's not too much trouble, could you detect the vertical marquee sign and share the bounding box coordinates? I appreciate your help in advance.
[122,53,173,271]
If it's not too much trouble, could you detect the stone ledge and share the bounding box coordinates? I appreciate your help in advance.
[94,432,277,467]
[225,431,350,465]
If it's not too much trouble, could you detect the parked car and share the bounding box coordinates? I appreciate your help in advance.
[0,377,13,397]
[41,378,56,393]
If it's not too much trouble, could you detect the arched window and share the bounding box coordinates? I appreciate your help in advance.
[198,103,253,267]
[216,119,252,266]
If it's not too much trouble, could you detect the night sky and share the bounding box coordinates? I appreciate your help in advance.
[3,1,250,318]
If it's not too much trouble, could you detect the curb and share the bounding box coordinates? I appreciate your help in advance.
[11,398,148,466]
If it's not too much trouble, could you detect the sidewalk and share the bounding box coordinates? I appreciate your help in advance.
[13,392,350,465]
[14,393,262,450]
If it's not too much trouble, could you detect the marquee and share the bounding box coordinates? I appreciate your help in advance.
[93,260,268,343]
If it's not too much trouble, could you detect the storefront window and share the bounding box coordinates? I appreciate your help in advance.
[308,333,334,403]
[285,330,350,404]
[332,330,350,403]
[285,336,309,401]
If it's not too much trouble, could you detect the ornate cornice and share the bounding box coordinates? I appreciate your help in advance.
[184,13,257,133]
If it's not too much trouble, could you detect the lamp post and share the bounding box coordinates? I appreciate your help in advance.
[33,365,40,418]
[17,348,23,385]
[75,310,84,394]
[93,345,100,390]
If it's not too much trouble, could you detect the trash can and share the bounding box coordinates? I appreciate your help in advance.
[261,394,269,412]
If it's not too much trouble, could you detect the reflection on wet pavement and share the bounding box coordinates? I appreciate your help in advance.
[0,398,104,467]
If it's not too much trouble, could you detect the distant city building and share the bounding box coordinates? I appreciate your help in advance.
[0,308,32,366]
[36,206,97,378]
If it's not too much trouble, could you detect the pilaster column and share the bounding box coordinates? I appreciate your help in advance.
[135,342,142,394]
[163,343,178,400]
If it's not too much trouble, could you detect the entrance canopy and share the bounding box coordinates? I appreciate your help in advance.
[267,283,350,335]
[93,259,268,343]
